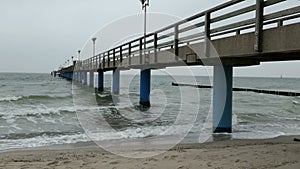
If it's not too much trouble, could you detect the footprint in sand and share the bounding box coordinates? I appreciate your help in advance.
[170,155,178,160]
[109,161,119,165]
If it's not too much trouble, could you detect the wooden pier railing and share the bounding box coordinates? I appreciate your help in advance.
[61,0,300,72]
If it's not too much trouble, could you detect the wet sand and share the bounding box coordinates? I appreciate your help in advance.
[0,135,299,169]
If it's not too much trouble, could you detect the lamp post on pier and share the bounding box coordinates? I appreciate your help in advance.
[78,50,81,61]
[92,37,97,58]
[139,0,151,107]
[90,37,97,87]
[139,0,149,64]
[77,50,81,70]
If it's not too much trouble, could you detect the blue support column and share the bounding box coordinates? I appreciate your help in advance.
[75,72,79,82]
[80,71,84,83]
[213,66,233,133]
[140,69,151,107]
[112,69,120,94]
[79,72,82,83]
[89,71,94,87]
[73,72,77,81]
[76,72,80,82]
[98,70,104,91]
[83,71,87,85]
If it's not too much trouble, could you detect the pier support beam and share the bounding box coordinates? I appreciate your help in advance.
[112,69,120,94]
[98,70,104,91]
[140,69,151,107]
[89,71,94,87]
[213,66,233,133]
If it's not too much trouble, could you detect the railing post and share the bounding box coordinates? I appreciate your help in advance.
[113,49,116,67]
[120,46,123,63]
[154,33,158,63]
[174,25,179,61]
[205,12,211,57]
[95,56,97,69]
[90,58,92,69]
[89,59,91,70]
[92,57,94,69]
[139,38,143,64]
[97,55,100,69]
[255,0,264,52]
[108,51,110,68]
[102,54,105,69]
[128,43,132,66]
[94,57,96,69]
[277,20,283,27]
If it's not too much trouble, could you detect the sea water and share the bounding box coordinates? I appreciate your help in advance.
[0,73,299,151]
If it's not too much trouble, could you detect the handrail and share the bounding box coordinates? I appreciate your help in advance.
[69,0,299,71]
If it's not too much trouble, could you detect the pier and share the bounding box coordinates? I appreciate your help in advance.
[55,0,300,133]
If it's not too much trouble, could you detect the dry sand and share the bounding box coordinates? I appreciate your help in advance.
[0,135,299,169]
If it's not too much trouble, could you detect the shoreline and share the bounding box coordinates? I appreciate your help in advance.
[1,133,296,154]
[1,135,299,169]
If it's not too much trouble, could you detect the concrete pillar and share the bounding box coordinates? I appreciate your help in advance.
[213,66,233,133]
[140,69,151,107]
[98,70,104,91]
[112,69,120,94]
[89,71,94,87]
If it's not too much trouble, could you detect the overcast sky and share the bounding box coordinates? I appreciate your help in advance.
[0,0,299,77]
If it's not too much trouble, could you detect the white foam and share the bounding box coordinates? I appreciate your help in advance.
[86,124,192,142]
[0,96,22,102]
[0,133,89,151]
[0,105,76,124]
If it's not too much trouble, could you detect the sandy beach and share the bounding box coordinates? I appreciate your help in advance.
[0,135,299,169]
